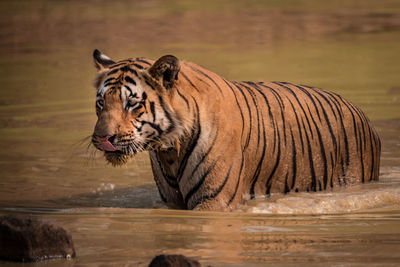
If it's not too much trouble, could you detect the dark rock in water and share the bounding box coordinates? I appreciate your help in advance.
[148,254,201,267]
[0,215,76,262]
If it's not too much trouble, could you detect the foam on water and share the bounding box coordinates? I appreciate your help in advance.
[238,183,400,214]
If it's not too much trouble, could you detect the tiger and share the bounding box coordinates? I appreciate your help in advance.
[91,49,381,211]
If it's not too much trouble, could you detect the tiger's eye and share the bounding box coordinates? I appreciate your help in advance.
[128,99,136,106]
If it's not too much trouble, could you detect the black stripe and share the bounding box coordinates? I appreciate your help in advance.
[241,82,261,149]
[135,58,152,66]
[180,72,200,92]
[349,102,368,154]
[262,83,285,110]
[190,165,232,209]
[104,81,120,88]
[265,84,287,144]
[309,89,337,156]
[124,85,134,96]
[249,114,266,199]
[330,152,335,187]
[357,125,365,183]
[103,78,115,85]
[133,63,144,69]
[188,65,223,94]
[339,97,360,169]
[107,69,119,75]
[109,62,128,68]
[147,132,156,139]
[142,121,163,135]
[150,101,156,122]
[280,82,322,122]
[185,128,218,182]
[273,82,314,139]
[153,154,179,189]
[252,82,274,126]
[176,101,201,181]
[305,102,328,190]
[367,124,375,181]
[353,104,368,153]
[251,83,285,184]
[157,95,175,134]
[233,83,252,149]
[290,127,297,190]
[223,79,246,147]
[324,91,350,169]
[124,66,138,76]
[145,80,156,90]
[304,89,338,187]
[266,124,281,196]
[287,98,305,154]
[124,76,136,85]
[372,129,380,180]
[120,66,133,74]
[184,160,217,205]
[175,88,190,110]
[227,153,244,206]
[310,88,338,120]
[284,172,290,194]
[341,157,347,185]
[225,83,248,205]
[260,83,287,144]
[272,114,277,154]
[303,117,317,191]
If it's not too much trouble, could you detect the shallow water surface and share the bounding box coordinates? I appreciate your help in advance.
[0,0,400,266]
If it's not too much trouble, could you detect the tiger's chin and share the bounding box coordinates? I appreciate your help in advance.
[104,151,133,166]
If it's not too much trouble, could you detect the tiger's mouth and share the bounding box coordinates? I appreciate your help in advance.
[101,141,151,166]
[102,140,159,166]
[101,141,139,166]
[92,135,159,166]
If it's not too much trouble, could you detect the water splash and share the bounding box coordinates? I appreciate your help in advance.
[238,183,400,214]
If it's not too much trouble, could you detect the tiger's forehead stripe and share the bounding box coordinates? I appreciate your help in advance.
[97,62,144,96]
[99,75,139,96]
[124,76,136,85]
[135,58,152,66]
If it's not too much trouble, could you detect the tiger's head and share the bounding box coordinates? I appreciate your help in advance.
[91,50,185,166]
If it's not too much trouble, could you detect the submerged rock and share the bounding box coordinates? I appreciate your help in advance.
[149,254,201,267]
[0,215,76,262]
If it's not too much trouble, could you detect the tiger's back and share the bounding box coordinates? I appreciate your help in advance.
[233,80,381,196]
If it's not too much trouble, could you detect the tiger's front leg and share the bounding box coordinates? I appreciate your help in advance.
[149,151,186,209]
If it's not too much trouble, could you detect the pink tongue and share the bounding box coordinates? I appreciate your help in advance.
[101,140,117,152]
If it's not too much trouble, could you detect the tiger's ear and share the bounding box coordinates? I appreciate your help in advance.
[93,49,115,70]
[148,55,180,90]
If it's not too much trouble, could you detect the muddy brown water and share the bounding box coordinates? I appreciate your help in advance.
[0,0,400,266]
